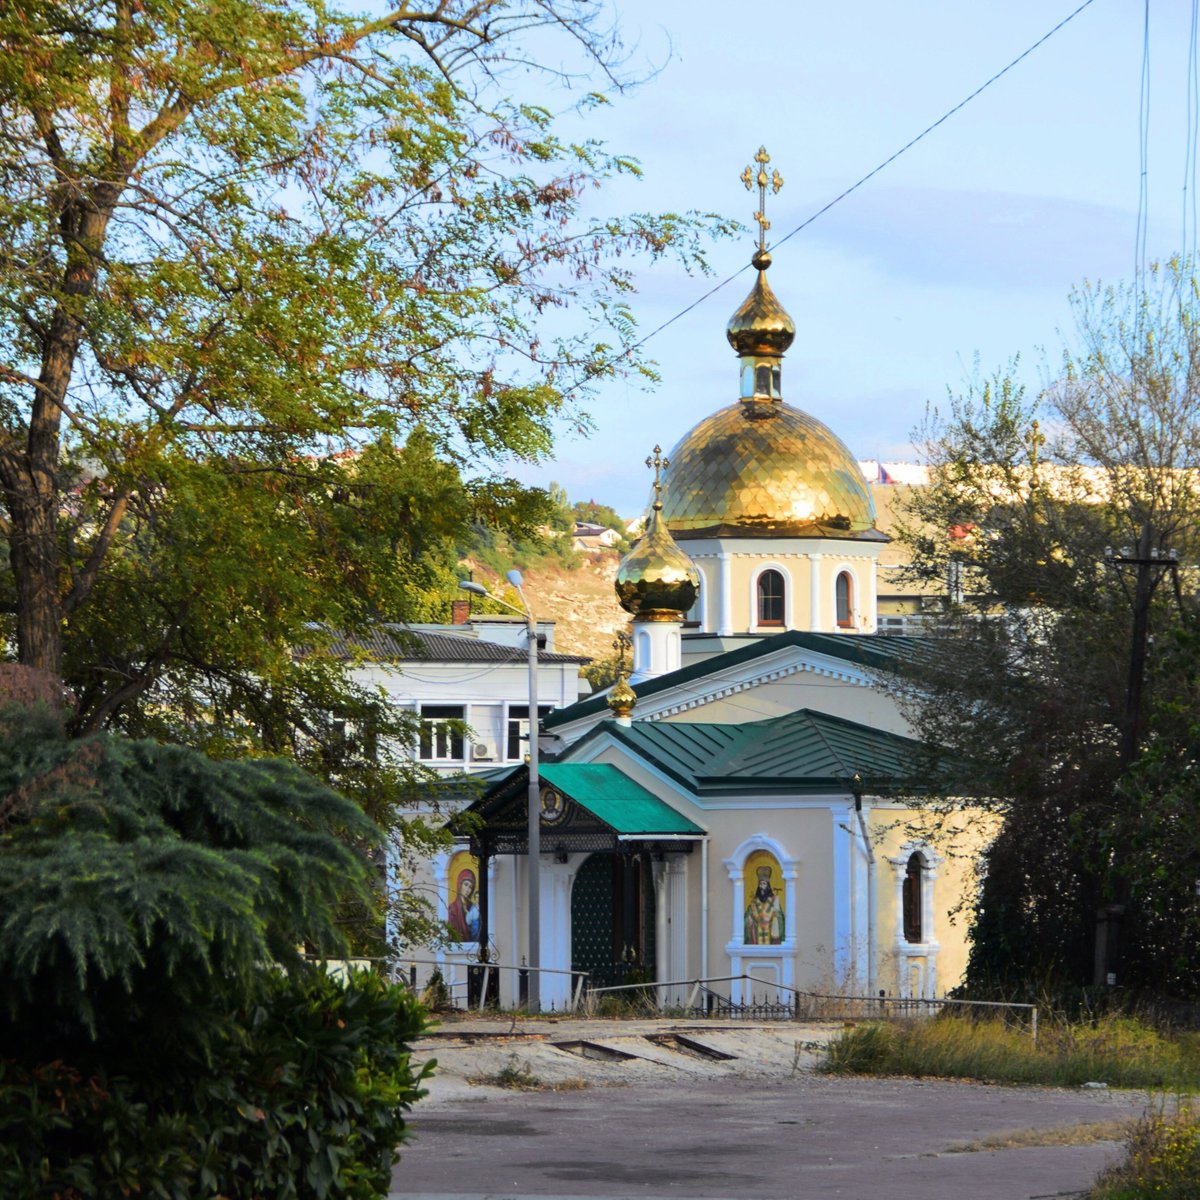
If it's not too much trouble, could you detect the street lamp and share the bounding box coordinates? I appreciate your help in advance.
[458,573,541,1010]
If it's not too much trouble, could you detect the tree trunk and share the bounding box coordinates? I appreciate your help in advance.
[1,199,117,681]
[7,486,63,677]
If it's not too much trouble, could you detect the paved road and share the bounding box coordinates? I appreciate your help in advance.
[389,1073,1144,1200]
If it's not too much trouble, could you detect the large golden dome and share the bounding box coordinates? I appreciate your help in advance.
[659,400,880,539]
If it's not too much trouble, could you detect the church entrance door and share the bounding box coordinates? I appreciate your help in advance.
[571,852,656,991]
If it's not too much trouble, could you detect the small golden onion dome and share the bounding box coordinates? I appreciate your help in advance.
[606,672,637,719]
[726,251,795,358]
[658,401,881,539]
[615,504,700,618]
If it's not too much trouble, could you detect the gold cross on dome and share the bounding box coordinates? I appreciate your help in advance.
[741,145,784,252]
[645,444,669,505]
[613,630,631,669]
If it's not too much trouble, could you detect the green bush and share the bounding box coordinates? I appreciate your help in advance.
[0,690,431,1198]
[1090,1101,1200,1199]
[0,969,431,1200]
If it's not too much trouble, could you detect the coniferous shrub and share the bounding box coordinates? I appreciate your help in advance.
[0,681,431,1198]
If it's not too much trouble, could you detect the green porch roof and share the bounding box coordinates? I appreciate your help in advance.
[538,763,703,834]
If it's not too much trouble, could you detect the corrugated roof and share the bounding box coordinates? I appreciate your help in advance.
[543,630,930,728]
[539,763,704,834]
[601,708,931,795]
[312,624,587,665]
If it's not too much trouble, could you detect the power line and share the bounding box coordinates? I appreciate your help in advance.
[564,0,1100,398]
[1135,0,1152,298]
[1184,0,1199,261]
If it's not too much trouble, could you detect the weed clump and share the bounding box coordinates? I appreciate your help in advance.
[1090,1101,1200,1199]
[824,1015,1200,1091]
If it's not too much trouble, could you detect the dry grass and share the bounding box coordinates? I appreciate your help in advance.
[945,1120,1132,1154]
[824,1015,1200,1091]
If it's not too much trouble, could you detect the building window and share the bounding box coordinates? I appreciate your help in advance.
[903,852,924,943]
[419,704,464,761]
[757,569,785,626]
[835,571,853,628]
[506,704,552,760]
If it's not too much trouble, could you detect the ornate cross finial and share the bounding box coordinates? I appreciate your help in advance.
[741,145,784,254]
[645,444,669,510]
[613,630,631,669]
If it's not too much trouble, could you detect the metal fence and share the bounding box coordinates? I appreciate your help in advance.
[584,973,1039,1041]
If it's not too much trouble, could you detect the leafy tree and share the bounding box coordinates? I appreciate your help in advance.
[0,0,725,703]
[0,2,728,949]
[572,498,626,532]
[897,260,1200,997]
[0,666,430,1196]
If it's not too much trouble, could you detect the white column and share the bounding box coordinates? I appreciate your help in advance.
[668,858,688,1004]
[809,553,823,631]
[653,859,669,1005]
[540,861,574,1011]
[781,864,798,995]
[725,859,745,1003]
[718,552,733,636]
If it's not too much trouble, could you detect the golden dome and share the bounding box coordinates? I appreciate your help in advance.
[726,250,795,357]
[659,401,880,539]
[615,504,700,618]
[606,672,637,718]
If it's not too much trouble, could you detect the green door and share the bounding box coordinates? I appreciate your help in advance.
[571,852,656,990]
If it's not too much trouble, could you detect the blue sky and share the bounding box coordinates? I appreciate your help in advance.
[504,1,1198,515]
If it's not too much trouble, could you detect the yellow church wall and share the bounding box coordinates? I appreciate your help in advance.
[658,677,912,736]
[697,805,839,991]
[868,804,998,998]
[682,538,885,636]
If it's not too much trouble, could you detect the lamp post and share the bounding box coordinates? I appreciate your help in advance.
[458,573,541,1011]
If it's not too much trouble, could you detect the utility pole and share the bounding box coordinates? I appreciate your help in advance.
[1096,522,1180,986]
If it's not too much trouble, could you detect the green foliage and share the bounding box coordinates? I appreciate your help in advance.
[0,683,431,1197]
[824,1016,1200,1092]
[0,1,732,931]
[896,261,1200,997]
[1090,1101,1200,1200]
[583,650,627,691]
[465,478,582,575]
[0,969,431,1200]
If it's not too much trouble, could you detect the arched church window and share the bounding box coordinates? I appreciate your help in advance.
[835,571,853,628]
[757,569,785,627]
[903,852,924,943]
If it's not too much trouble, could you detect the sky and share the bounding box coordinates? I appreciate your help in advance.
[495,0,1200,515]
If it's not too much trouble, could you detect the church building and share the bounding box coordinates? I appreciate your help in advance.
[432,150,986,1011]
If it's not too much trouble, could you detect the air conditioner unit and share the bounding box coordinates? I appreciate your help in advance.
[471,743,493,761]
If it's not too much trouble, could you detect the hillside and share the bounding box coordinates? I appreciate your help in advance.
[465,550,628,662]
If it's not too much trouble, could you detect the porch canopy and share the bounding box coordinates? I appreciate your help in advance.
[455,761,704,857]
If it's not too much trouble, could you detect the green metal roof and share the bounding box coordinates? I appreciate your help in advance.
[543,631,932,729]
[538,763,704,834]
[587,708,933,796]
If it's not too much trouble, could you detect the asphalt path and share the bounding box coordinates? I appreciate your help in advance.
[389,1072,1146,1200]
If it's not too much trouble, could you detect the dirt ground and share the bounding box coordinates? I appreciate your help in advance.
[389,1015,1147,1200]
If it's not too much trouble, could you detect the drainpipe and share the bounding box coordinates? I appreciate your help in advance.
[701,836,710,984]
[851,774,877,997]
